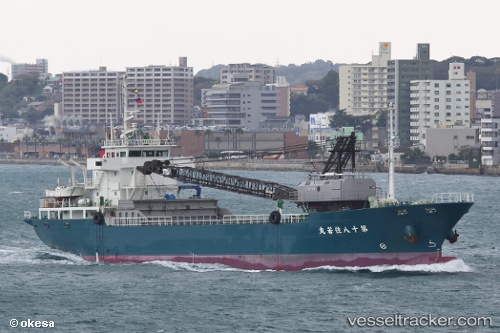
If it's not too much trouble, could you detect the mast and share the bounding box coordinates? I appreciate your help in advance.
[121,75,138,139]
[387,103,398,201]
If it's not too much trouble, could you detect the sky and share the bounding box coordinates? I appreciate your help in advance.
[0,0,497,78]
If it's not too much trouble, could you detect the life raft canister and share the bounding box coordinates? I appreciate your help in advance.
[269,210,281,224]
[93,212,105,225]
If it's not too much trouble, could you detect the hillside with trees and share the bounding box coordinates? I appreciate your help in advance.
[290,70,339,118]
[0,73,53,123]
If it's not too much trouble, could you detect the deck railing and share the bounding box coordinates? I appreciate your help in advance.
[431,192,474,203]
[107,213,308,227]
[222,214,307,225]
[103,138,175,147]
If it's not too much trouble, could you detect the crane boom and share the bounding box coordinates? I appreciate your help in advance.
[136,159,297,200]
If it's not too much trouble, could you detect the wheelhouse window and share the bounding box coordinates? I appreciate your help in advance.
[155,150,169,157]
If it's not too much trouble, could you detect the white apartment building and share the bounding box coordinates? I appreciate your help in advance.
[126,57,194,125]
[409,62,471,148]
[339,42,391,116]
[481,117,500,165]
[221,63,275,85]
[62,58,194,126]
[62,67,124,124]
[201,81,281,129]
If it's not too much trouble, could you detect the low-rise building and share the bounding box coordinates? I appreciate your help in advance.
[425,127,478,158]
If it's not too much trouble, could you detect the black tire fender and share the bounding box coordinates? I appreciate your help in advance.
[269,210,281,224]
[93,212,104,225]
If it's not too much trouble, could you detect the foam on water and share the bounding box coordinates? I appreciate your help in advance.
[144,260,263,272]
[309,258,472,273]
[135,258,475,274]
[8,191,23,194]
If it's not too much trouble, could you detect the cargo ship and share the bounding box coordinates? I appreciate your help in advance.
[22,103,474,270]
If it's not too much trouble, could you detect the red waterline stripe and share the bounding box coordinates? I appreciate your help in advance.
[82,252,457,271]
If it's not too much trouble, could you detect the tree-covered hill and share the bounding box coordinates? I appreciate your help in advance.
[0,72,48,120]
[290,70,339,118]
[432,56,500,90]
[274,60,343,87]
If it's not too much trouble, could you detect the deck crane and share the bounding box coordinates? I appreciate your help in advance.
[136,159,298,201]
[135,133,369,212]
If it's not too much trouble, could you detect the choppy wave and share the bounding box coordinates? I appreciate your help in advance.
[0,247,90,266]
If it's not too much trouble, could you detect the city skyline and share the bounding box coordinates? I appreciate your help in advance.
[1,0,499,78]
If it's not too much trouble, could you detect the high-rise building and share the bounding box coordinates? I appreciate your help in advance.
[339,42,391,116]
[126,57,194,125]
[62,67,124,124]
[221,63,275,85]
[11,59,48,80]
[409,62,471,148]
[387,43,433,147]
[62,57,194,126]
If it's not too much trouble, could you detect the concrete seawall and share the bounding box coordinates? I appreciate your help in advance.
[0,158,63,165]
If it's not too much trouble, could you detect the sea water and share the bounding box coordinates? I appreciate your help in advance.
[0,164,498,332]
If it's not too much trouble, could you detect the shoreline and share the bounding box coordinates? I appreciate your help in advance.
[2,158,500,176]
